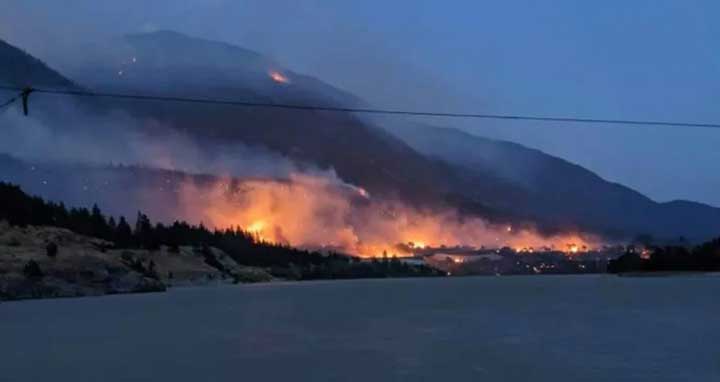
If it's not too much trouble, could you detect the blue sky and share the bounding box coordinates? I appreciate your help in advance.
[2,1,719,205]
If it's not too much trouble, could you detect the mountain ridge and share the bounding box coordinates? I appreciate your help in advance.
[0,39,77,89]
[383,122,720,241]
[2,33,719,242]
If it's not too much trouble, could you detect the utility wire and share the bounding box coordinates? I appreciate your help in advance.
[0,93,19,109]
[1,84,719,129]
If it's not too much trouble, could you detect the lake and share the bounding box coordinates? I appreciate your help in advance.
[1,275,718,381]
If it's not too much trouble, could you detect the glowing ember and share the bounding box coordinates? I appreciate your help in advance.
[269,70,291,84]
[640,248,652,259]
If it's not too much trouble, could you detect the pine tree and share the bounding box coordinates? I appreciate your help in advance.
[90,204,110,240]
[135,212,159,250]
[108,216,117,231]
[46,242,58,258]
[115,216,133,248]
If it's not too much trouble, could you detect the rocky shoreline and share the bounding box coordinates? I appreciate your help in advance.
[0,222,272,301]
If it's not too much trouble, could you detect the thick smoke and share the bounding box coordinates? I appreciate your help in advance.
[174,174,601,257]
[0,104,301,179]
[0,101,600,256]
[0,2,610,253]
[2,1,720,207]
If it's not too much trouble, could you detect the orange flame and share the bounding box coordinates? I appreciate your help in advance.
[269,70,291,84]
[175,173,602,257]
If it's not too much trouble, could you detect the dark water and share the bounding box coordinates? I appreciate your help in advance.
[1,275,718,381]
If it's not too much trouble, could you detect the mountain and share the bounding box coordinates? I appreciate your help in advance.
[0,39,76,89]
[62,31,498,214]
[383,123,720,241]
[65,30,361,107]
[3,32,719,242]
[0,37,83,120]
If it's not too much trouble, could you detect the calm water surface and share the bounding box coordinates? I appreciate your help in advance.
[1,275,718,381]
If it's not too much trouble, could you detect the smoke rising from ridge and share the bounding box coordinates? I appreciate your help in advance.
[3,0,717,205]
[0,101,602,256]
[0,104,303,179]
[173,174,601,257]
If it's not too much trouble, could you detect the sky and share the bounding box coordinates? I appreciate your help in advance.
[1,0,719,206]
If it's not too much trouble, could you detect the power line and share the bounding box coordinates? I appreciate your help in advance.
[0,88,33,115]
[1,84,720,129]
[0,93,19,109]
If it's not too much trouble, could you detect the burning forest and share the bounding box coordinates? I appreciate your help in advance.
[171,172,604,258]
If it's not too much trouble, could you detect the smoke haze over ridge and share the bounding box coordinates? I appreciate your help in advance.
[2,1,719,206]
[1,1,720,246]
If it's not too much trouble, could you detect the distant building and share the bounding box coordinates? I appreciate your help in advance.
[427,252,502,264]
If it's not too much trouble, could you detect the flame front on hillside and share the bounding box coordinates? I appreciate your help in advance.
[268,70,291,84]
[175,174,600,257]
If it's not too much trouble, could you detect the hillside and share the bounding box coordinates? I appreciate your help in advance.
[2,32,720,242]
[66,30,361,107]
[57,31,500,214]
[0,181,440,300]
[0,39,76,89]
[0,221,273,300]
[383,123,720,241]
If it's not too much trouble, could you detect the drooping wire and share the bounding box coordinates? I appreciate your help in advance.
[0,94,19,110]
[1,84,720,129]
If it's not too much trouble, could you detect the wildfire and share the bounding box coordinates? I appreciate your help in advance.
[246,220,267,240]
[269,70,291,84]
[408,241,426,249]
[173,173,603,258]
[247,220,266,233]
[514,239,592,255]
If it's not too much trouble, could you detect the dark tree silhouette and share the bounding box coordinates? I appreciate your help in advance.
[46,242,58,258]
[0,182,441,280]
[23,260,43,278]
[115,217,133,248]
[608,240,720,273]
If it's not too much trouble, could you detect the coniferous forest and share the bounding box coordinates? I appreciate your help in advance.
[0,182,441,280]
[608,241,720,273]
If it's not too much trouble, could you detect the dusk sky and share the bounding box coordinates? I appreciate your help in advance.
[2,0,719,206]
